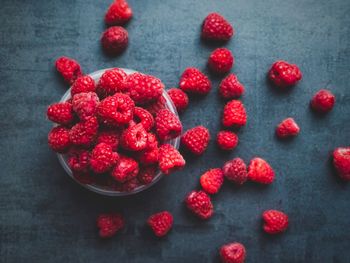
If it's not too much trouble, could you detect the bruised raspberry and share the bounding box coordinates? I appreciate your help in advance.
[71,75,95,96]
[222,158,247,185]
[179,68,211,95]
[208,48,234,74]
[96,130,120,151]
[220,242,246,263]
[155,109,182,141]
[111,155,139,183]
[69,116,99,147]
[138,165,157,184]
[90,143,119,173]
[133,107,154,131]
[333,147,350,181]
[202,13,233,41]
[48,126,71,153]
[101,26,128,55]
[219,74,245,100]
[222,100,247,128]
[47,102,74,125]
[72,92,99,121]
[167,88,189,113]
[262,210,289,234]
[276,118,300,138]
[68,148,90,173]
[185,190,213,220]
[158,144,185,175]
[105,0,132,26]
[97,213,125,238]
[147,211,173,237]
[217,131,238,150]
[268,60,302,88]
[181,126,210,155]
[96,68,127,98]
[200,168,224,194]
[247,157,275,184]
[55,56,82,84]
[310,89,335,113]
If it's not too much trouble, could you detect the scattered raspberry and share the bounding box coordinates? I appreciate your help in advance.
[333,147,350,181]
[202,13,233,41]
[47,102,74,125]
[71,75,95,96]
[72,171,95,185]
[105,0,132,26]
[147,211,173,237]
[96,68,127,98]
[185,190,213,220]
[158,144,185,175]
[217,131,238,150]
[181,126,210,155]
[90,143,119,173]
[120,123,148,151]
[310,89,335,113]
[48,126,71,153]
[167,88,189,113]
[179,68,212,95]
[143,96,166,116]
[222,100,247,128]
[247,157,275,184]
[220,242,246,263]
[133,107,154,131]
[111,155,139,183]
[262,210,289,234]
[276,117,300,138]
[200,168,224,194]
[222,158,247,185]
[96,130,120,151]
[72,92,99,121]
[101,26,128,55]
[138,165,157,184]
[69,116,99,146]
[208,48,234,74]
[55,56,82,84]
[155,109,182,141]
[219,74,245,100]
[68,148,90,172]
[268,60,302,88]
[97,213,125,238]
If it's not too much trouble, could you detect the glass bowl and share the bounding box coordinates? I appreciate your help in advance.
[57,68,180,196]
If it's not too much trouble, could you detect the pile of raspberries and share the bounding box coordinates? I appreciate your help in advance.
[48,1,350,263]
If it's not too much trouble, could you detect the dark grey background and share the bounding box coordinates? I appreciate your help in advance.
[0,0,349,262]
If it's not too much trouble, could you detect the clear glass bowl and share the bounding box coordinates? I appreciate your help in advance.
[57,68,180,196]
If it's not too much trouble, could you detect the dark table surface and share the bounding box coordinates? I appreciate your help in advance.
[1,0,350,262]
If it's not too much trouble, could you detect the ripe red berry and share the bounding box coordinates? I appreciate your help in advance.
[96,68,127,98]
[276,117,300,138]
[222,100,247,128]
[185,190,213,220]
[219,74,245,100]
[310,89,335,113]
[179,68,212,95]
[167,88,189,113]
[217,131,238,150]
[105,0,132,26]
[333,147,350,181]
[68,148,90,173]
[262,210,289,234]
[120,123,148,151]
[220,242,246,263]
[158,144,185,175]
[208,48,234,74]
[97,213,125,238]
[111,155,139,183]
[181,126,210,155]
[55,56,82,84]
[48,126,71,153]
[247,157,275,184]
[101,26,128,55]
[133,107,154,131]
[268,60,302,88]
[69,116,99,147]
[222,158,247,185]
[120,177,141,192]
[200,168,224,194]
[138,147,159,166]
[90,143,119,174]
[155,109,182,141]
[72,92,99,121]
[96,130,120,151]
[138,165,157,184]
[147,211,173,237]
[71,75,95,96]
[144,96,167,116]
[47,102,74,125]
[202,13,233,41]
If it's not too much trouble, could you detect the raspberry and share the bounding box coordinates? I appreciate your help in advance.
[185,190,213,220]
[202,13,234,41]
[217,131,238,150]
[143,96,166,116]
[179,68,211,95]
[222,100,247,128]
[72,92,99,121]
[268,60,302,88]
[97,213,125,238]
[158,144,185,175]
[220,242,246,263]
[96,130,120,151]
[147,211,173,237]
[55,56,82,84]
[72,171,95,185]
[276,117,300,138]
[97,93,135,127]
[167,88,189,113]
[181,126,210,155]
[247,157,275,184]
[208,48,234,74]
[200,168,224,194]
[138,165,157,184]
[124,73,164,105]
[120,123,148,151]
[69,116,99,146]
[262,210,289,234]
[71,75,95,96]
[101,26,128,55]
[120,177,141,192]
[145,132,159,149]
[310,89,335,113]
[222,158,247,185]
[96,68,127,98]
[68,148,90,172]
[133,107,154,131]
[219,74,245,100]
[47,102,74,125]
[138,147,159,166]
[48,126,71,153]
[155,109,182,141]
[90,143,119,173]
[105,0,132,26]
[111,155,139,183]
[333,147,350,181]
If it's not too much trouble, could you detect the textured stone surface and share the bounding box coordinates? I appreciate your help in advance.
[0,0,350,262]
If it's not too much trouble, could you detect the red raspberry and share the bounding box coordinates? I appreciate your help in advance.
[69,116,99,146]
[138,165,157,184]
[90,143,119,173]
[333,147,350,181]
[47,102,74,125]
[72,92,99,121]
[120,177,141,192]
[97,93,135,127]
[262,210,289,234]
[310,89,335,113]
[155,109,182,141]
[181,126,210,155]
[55,56,82,84]
[145,132,159,149]
[147,211,173,237]
[105,0,132,26]
[72,171,95,185]
[208,48,234,74]
[222,158,247,185]
[124,73,164,105]
[217,131,238,150]
[276,117,300,138]
[138,147,159,166]
[268,60,302,88]
[48,126,71,153]
[185,190,213,220]
[120,123,148,151]
[111,155,139,183]
[143,96,166,116]
[96,68,127,98]
[158,144,185,175]
[247,157,275,184]
[179,68,211,95]
[219,74,245,100]
[133,107,154,131]
[167,88,189,113]
[68,148,90,172]
[220,242,246,263]
[222,100,247,128]
[101,26,128,55]
[96,130,120,151]
[71,75,95,96]
[97,213,125,238]
[200,168,224,194]
[202,13,233,41]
